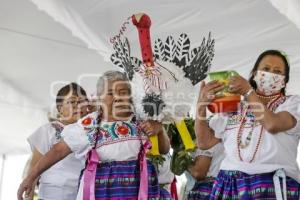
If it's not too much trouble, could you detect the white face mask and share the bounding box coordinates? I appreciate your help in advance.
[253,70,285,96]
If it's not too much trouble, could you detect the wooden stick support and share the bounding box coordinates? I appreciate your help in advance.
[149,135,160,155]
[175,120,196,151]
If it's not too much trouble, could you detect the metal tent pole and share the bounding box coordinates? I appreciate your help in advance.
[0,154,6,200]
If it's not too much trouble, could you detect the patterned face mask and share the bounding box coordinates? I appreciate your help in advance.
[253,70,285,96]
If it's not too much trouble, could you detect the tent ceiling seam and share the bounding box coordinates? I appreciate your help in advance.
[0,26,92,50]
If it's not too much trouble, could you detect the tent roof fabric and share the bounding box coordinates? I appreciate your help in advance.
[1,0,300,154]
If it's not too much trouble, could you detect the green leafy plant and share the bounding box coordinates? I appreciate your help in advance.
[165,118,197,175]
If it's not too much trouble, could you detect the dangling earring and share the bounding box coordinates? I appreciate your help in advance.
[87,100,96,113]
[57,111,64,122]
[96,98,104,117]
[47,111,58,122]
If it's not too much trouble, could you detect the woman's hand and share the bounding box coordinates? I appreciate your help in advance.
[140,120,163,136]
[17,176,34,200]
[228,75,252,95]
[17,141,72,200]
[197,81,225,103]
[140,120,170,154]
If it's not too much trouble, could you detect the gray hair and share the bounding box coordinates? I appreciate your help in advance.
[96,70,130,97]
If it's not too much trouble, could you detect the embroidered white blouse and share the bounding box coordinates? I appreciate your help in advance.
[62,112,149,200]
[209,95,300,183]
[62,112,147,162]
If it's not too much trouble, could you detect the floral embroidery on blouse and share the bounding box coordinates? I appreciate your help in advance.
[78,113,146,148]
[51,121,64,141]
[225,96,287,130]
[93,121,142,148]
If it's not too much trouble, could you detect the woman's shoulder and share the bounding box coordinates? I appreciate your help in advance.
[73,112,99,128]
[285,94,300,102]
[39,122,55,130]
[63,112,99,136]
[27,122,59,151]
[278,94,300,108]
[29,122,55,138]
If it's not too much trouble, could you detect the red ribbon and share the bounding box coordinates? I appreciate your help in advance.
[170,177,178,200]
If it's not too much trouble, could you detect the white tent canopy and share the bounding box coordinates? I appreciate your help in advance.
[1,0,300,161]
[1,0,300,199]
[269,0,300,29]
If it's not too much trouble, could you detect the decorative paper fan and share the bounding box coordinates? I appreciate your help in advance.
[110,34,214,120]
[110,13,215,163]
[110,37,142,80]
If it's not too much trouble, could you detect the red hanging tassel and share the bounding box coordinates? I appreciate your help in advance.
[170,177,178,200]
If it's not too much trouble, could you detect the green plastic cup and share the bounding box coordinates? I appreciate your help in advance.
[208,70,238,96]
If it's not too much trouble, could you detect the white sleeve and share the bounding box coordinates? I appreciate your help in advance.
[192,148,213,158]
[27,123,52,155]
[211,142,224,157]
[192,142,223,158]
[276,95,300,136]
[61,123,92,160]
[208,114,228,139]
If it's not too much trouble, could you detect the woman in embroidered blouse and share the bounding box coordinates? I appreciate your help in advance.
[25,83,90,200]
[18,71,171,200]
[195,50,300,199]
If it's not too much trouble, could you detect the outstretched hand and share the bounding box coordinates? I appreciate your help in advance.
[17,176,34,200]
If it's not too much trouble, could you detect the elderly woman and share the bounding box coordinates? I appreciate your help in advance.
[18,71,171,200]
[196,50,300,199]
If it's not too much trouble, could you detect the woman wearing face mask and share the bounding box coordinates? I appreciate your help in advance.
[25,83,90,200]
[195,50,300,199]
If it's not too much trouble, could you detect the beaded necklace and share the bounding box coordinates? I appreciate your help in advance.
[237,94,284,163]
[256,92,281,100]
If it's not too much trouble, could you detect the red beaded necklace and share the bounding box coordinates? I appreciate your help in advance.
[256,92,281,100]
[237,94,283,163]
